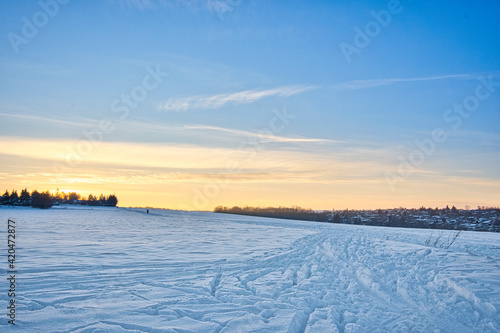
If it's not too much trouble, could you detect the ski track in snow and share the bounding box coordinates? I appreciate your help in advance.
[0,207,499,332]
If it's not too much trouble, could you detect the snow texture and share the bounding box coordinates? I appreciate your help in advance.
[1,206,499,332]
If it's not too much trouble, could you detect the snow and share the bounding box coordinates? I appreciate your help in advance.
[1,206,499,332]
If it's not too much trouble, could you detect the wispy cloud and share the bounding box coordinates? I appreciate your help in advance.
[159,73,493,112]
[116,0,240,15]
[0,112,94,128]
[158,85,316,112]
[122,120,335,144]
[0,136,389,178]
[118,0,156,9]
[0,61,78,76]
[331,73,483,91]
[183,125,337,143]
[0,112,335,146]
[0,136,328,171]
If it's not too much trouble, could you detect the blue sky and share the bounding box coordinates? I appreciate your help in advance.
[1,0,499,210]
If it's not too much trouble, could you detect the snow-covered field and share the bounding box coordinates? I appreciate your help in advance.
[1,206,499,332]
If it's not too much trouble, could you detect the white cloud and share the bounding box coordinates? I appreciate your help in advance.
[158,73,490,112]
[184,125,337,143]
[159,85,316,111]
[0,136,391,180]
[116,0,240,15]
[331,73,481,91]
[118,0,155,9]
[0,112,95,128]
[0,136,328,171]
[0,111,336,147]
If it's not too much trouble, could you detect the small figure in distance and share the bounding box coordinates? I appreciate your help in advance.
[147,209,149,214]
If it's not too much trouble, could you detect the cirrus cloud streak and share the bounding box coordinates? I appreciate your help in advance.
[159,85,316,112]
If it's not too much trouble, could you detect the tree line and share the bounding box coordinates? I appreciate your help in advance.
[214,205,500,232]
[214,205,332,222]
[1,189,118,209]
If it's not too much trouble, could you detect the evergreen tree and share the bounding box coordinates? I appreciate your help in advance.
[1,190,10,204]
[2,188,118,208]
[32,191,52,209]
[9,190,19,204]
[20,188,31,206]
[106,195,118,207]
[99,194,106,204]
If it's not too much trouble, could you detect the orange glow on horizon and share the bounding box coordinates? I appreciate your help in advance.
[1,137,498,212]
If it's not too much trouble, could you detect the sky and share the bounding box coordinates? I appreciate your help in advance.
[0,0,499,211]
